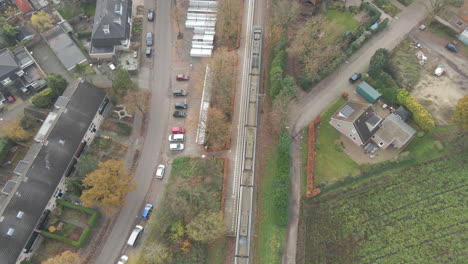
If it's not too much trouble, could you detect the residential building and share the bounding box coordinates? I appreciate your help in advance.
[330,101,382,146]
[0,81,110,264]
[449,0,468,32]
[90,0,133,59]
[355,81,382,104]
[372,113,416,149]
[12,0,33,14]
[0,47,46,93]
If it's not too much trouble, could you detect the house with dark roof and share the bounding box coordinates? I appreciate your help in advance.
[90,0,133,59]
[330,101,382,146]
[0,47,46,93]
[372,113,416,149]
[0,81,110,264]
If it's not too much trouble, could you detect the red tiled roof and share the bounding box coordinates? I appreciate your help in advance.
[13,0,33,14]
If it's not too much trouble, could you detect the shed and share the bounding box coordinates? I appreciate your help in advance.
[356,81,381,103]
[458,28,468,45]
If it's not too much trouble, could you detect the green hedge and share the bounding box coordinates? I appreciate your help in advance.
[42,227,91,247]
[77,31,92,39]
[30,88,57,108]
[56,199,101,227]
[0,139,13,163]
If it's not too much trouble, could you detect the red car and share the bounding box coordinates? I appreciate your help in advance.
[171,127,186,134]
[6,96,16,103]
[176,74,190,81]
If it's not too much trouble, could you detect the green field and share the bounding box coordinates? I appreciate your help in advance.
[315,97,360,184]
[326,10,360,32]
[301,152,467,263]
[255,131,290,264]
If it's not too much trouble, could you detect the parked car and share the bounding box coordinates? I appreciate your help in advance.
[147,9,155,21]
[146,32,153,46]
[173,90,187,96]
[175,103,188,109]
[446,43,458,53]
[117,255,128,264]
[155,164,165,179]
[169,143,184,151]
[146,47,152,57]
[173,111,186,118]
[176,74,190,81]
[142,204,153,219]
[127,225,143,247]
[6,96,16,103]
[168,134,185,142]
[172,127,186,134]
[349,72,362,83]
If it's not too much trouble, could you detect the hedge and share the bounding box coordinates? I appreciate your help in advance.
[56,199,101,227]
[30,88,57,108]
[76,31,92,39]
[397,89,435,131]
[42,227,91,247]
[0,139,13,163]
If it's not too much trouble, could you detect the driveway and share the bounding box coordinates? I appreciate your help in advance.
[283,1,429,263]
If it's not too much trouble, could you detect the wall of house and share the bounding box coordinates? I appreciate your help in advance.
[330,119,363,145]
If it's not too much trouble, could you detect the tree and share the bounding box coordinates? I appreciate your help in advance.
[122,89,151,115]
[42,251,80,264]
[271,0,300,29]
[30,88,57,107]
[369,48,390,78]
[141,242,172,264]
[427,0,450,16]
[1,121,30,142]
[186,211,225,242]
[75,155,98,177]
[205,107,230,149]
[169,220,185,241]
[269,66,284,99]
[2,24,18,45]
[281,75,298,98]
[66,177,85,196]
[46,74,68,96]
[113,69,133,92]
[31,11,54,32]
[216,0,242,47]
[210,48,237,112]
[80,159,136,214]
[451,95,468,131]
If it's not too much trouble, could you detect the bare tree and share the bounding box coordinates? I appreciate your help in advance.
[216,0,242,47]
[426,0,450,16]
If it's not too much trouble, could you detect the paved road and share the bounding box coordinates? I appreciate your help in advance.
[93,0,172,263]
[282,1,429,263]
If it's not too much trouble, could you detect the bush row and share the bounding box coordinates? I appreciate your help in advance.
[0,139,13,164]
[397,89,435,131]
[56,199,101,227]
[42,227,91,248]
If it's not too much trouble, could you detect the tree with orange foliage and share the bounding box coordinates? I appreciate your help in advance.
[42,250,80,264]
[1,121,30,142]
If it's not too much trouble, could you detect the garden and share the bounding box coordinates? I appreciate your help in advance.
[372,0,400,16]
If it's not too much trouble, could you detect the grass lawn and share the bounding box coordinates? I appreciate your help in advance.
[300,128,308,196]
[315,97,360,185]
[206,237,227,264]
[326,10,360,32]
[404,125,454,164]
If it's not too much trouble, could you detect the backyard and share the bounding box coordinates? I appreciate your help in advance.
[326,10,360,32]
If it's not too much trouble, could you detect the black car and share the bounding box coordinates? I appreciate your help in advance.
[446,43,458,53]
[349,72,362,83]
[175,103,188,109]
[173,90,187,96]
[173,111,186,118]
[147,9,155,21]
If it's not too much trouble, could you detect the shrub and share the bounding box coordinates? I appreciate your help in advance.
[369,48,390,78]
[269,66,283,98]
[397,89,435,131]
[433,141,444,151]
[298,72,313,91]
[30,88,57,108]
[0,139,13,163]
[77,31,92,39]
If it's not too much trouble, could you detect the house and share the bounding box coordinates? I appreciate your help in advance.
[0,47,46,93]
[372,113,416,149]
[355,81,381,104]
[90,0,133,59]
[12,0,33,14]
[0,81,111,264]
[449,0,468,32]
[330,101,382,146]
[42,23,88,71]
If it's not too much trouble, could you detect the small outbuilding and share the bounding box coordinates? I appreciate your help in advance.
[356,81,382,104]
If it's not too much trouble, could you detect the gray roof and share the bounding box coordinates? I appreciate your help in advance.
[91,0,132,47]
[0,49,20,80]
[375,113,416,146]
[0,81,107,264]
[42,25,87,71]
[354,107,381,144]
[338,105,355,118]
[394,106,412,122]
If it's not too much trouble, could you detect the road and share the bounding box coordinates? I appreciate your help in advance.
[282,1,429,263]
[93,0,173,263]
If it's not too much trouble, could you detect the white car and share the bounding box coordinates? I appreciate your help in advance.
[117,255,128,264]
[168,134,184,142]
[169,143,184,151]
[155,165,165,179]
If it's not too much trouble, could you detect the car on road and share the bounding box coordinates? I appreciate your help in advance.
[175,103,188,109]
[127,225,144,247]
[142,203,153,219]
[173,111,186,118]
[446,43,458,53]
[147,9,154,21]
[146,47,152,57]
[173,89,187,96]
[172,127,186,134]
[168,134,185,142]
[155,164,165,179]
[169,143,184,151]
[349,72,362,83]
[146,32,153,46]
[117,255,128,264]
[176,74,190,81]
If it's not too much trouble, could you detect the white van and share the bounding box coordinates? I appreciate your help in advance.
[127,225,143,247]
[168,134,185,142]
